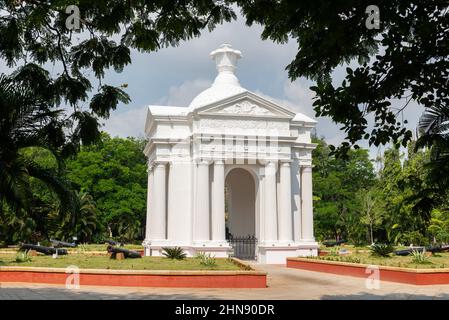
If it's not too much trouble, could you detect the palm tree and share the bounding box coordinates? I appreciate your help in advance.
[0,74,76,219]
[416,103,449,188]
[51,191,99,243]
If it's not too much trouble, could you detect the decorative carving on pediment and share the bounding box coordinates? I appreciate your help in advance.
[199,118,287,130]
[215,101,275,116]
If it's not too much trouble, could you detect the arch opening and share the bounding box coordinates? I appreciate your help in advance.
[225,167,257,260]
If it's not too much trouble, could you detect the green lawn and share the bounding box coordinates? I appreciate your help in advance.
[312,249,449,269]
[0,254,242,271]
[0,243,143,253]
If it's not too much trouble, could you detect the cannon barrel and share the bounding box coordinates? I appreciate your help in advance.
[394,247,426,256]
[107,245,141,258]
[20,244,68,255]
[323,240,346,247]
[50,239,77,248]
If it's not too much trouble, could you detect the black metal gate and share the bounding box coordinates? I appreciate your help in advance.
[228,235,257,260]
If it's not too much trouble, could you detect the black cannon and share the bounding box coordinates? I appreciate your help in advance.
[394,247,426,256]
[394,244,449,256]
[426,244,449,253]
[107,245,141,259]
[50,239,77,248]
[105,239,124,247]
[322,240,346,247]
[20,244,68,256]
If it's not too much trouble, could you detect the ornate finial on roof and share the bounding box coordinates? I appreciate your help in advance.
[209,44,242,87]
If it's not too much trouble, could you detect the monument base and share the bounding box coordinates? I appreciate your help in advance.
[257,242,318,264]
[143,241,232,258]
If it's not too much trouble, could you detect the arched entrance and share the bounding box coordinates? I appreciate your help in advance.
[225,167,257,260]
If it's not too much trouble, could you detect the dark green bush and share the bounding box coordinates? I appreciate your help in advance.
[162,246,187,260]
[370,243,394,257]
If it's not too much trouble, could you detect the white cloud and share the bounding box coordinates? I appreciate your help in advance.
[282,81,315,116]
[158,78,212,107]
[101,106,147,138]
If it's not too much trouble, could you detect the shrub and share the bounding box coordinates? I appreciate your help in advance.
[77,243,88,255]
[199,253,217,267]
[400,231,430,246]
[328,247,340,256]
[162,247,187,260]
[16,250,32,263]
[194,251,206,260]
[410,250,431,264]
[370,243,394,257]
[343,256,361,264]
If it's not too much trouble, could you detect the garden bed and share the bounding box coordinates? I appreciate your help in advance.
[287,257,449,285]
[0,255,266,288]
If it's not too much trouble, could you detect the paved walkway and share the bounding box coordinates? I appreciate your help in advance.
[1,265,449,299]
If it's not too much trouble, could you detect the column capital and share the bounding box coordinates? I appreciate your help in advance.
[196,159,212,166]
[301,165,313,172]
[213,160,224,165]
[259,159,277,166]
[153,161,168,168]
[280,161,292,167]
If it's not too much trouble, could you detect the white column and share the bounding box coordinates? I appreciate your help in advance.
[279,161,293,242]
[167,162,176,241]
[144,166,154,241]
[264,161,278,242]
[195,160,210,242]
[291,160,301,242]
[301,166,314,241]
[211,160,226,242]
[151,162,167,240]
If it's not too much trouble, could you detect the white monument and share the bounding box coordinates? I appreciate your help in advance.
[143,44,318,264]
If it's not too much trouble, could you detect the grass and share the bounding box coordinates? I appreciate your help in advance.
[0,254,241,271]
[312,250,449,269]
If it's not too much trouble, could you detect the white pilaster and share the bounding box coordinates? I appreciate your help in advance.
[211,160,226,242]
[194,160,210,242]
[279,161,293,242]
[151,162,167,240]
[264,161,278,242]
[301,166,314,241]
[291,160,301,242]
[144,166,154,241]
[167,161,194,244]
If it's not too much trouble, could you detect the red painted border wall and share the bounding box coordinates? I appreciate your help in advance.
[287,258,449,285]
[0,270,266,288]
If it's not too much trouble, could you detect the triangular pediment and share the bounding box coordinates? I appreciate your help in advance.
[195,91,295,119]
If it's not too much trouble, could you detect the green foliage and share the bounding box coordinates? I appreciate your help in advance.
[370,244,394,257]
[50,191,100,243]
[399,231,429,247]
[65,133,147,241]
[0,0,236,150]
[328,247,340,257]
[237,1,448,156]
[416,103,449,191]
[428,209,449,244]
[195,251,207,260]
[162,247,187,260]
[313,137,375,243]
[199,253,217,267]
[411,250,431,264]
[15,250,32,263]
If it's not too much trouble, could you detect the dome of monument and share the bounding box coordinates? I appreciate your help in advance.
[188,44,247,110]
